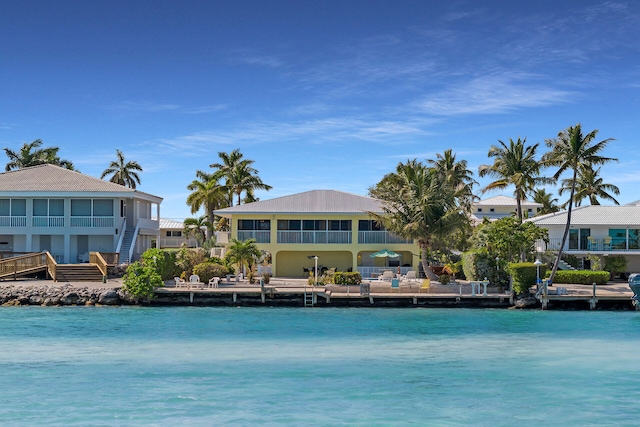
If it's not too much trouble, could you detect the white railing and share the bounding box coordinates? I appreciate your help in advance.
[129,220,141,263]
[160,238,198,248]
[237,230,271,243]
[0,216,27,227]
[115,218,127,256]
[70,216,114,227]
[32,216,65,227]
[137,217,159,230]
[277,231,352,244]
[358,231,413,244]
[542,237,640,252]
[357,266,413,278]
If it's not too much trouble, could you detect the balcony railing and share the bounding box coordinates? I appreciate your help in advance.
[70,217,114,227]
[237,230,271,243]
[358,231,413,244]
[277,231,352,244]
[541,237,640,252]
[159,238,199,248]
[32,216,65,227]
[0,216,27,227]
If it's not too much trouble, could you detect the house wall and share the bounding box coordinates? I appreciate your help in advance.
[227,213,417,277]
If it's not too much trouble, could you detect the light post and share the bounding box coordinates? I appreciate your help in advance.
[534,259,543,284]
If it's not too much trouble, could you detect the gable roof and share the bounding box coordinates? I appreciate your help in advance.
[215,190,384,216]
[475,195,542,207]
[0,164,162,202]
[529,205,640,226]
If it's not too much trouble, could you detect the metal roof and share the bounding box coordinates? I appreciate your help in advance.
[215,189,384,216]
[159,218,185,229]
[475,195,542,207]
[0,164,162,202]
[529,205,640,226]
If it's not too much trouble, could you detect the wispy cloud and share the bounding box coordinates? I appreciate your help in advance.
[107,101,228,115]
[416,73,574,116]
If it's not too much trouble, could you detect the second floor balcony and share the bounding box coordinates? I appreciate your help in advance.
[278,230,352,244]
[542,237,640,252]
[358,231,413,245]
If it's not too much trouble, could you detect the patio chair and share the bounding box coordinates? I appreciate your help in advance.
[390,278,400,292]
[189,274,201,288]
[174,277,186,288]
[378,270,394,282]
[208,277,220,288]
[403,270,417,283]
[419,279,430,293]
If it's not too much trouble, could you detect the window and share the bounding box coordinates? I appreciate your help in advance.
[0,200,9,216]
[239,219,271,230]
[165,231,182,237]
[10,199,26,216]
[71,199,91,216]
[33,199,48,216]
[527,208,533,213]
[489,208,495,212]
[278,220,301,230]
[358,220,381,231]
[93,200,113,216]
[477,208,483,212]
[71,199,113,216]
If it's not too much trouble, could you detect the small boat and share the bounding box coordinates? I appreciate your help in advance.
[628,274,640,307]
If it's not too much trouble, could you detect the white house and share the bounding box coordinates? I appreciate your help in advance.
[529,205,640,272]
[159,218,198,248]
[472,195,543,223]
[0,164,162,263]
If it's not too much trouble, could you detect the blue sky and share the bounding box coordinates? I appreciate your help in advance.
[1,0,639,219]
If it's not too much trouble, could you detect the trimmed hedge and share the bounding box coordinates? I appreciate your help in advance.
[552,270,609,285]
[333,272,362,286]
[507,262,547,294]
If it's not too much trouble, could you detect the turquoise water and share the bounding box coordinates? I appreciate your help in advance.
[1,307,639,426]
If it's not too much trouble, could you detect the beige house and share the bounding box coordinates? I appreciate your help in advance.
[158,218,198,248]
[214,190,417,278]
[0,164,162,263]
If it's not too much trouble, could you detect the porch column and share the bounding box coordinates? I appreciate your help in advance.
[64,234,71,264]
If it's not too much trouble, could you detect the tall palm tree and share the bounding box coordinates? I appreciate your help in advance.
[559,164,620,207]
[226,238,262,276]
[478,138,550,223]
[186,170,228,229]
[542,124,617,282]
[100,149,143,188]
[369,159,471,280]
[533,188,560,215]
[210,149,272,206]
[4,139,74,171]
[183,215,212,247]
[427,148,477,209]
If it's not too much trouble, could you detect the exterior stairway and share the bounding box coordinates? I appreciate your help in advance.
[54,264,104,282]
[558,259,576,270]
[119,228,136,264]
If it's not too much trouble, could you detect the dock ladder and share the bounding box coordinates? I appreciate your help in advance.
[304,287,315,307]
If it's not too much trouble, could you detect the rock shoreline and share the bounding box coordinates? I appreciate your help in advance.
[0,284,129,306]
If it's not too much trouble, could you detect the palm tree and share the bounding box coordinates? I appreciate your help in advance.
[210,149,272,206]
[4,139,74,171]
[369,159,471,280]
[100,149,143,188]
[478,138,550,223]
[559,164,620,207]
[226,238,261,277]
[427,148,477,209]
[542,124,617,282]
[183,215,211,247]
[186,171,228,230]
[533,189,560,215]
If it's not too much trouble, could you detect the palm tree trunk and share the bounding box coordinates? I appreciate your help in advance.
[516,196,527,262]
[549,168,577,283]
[419,243,439,281]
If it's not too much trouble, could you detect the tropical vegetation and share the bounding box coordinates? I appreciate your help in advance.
[4,139,74,171]
[100,149,143,188]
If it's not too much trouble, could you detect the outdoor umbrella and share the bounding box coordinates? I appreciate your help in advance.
[369,248,400,267]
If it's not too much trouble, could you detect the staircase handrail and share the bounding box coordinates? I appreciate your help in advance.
[0,252,49,280]
[90,251,108,278]
[44,251,57,281]
[128,220,141,263]
[115,218,127,256]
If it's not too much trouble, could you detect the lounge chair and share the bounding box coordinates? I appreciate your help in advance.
[378,270,394,282]
[402,270,417,283]
[419,279,430,293]
[390,278,400,292]
[208,277,220,288]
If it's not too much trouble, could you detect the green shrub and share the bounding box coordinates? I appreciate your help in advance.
[552,270,609,285]
[192,262,229,283]
[141,248,178,280]
[122,261,163,302]
[333,272,362,286]
[175,248,208,277]
[507,262,547,295]
[604,255,627,279]
[439,274,450,285]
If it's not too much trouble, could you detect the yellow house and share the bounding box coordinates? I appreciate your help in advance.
[214,190,417,278]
